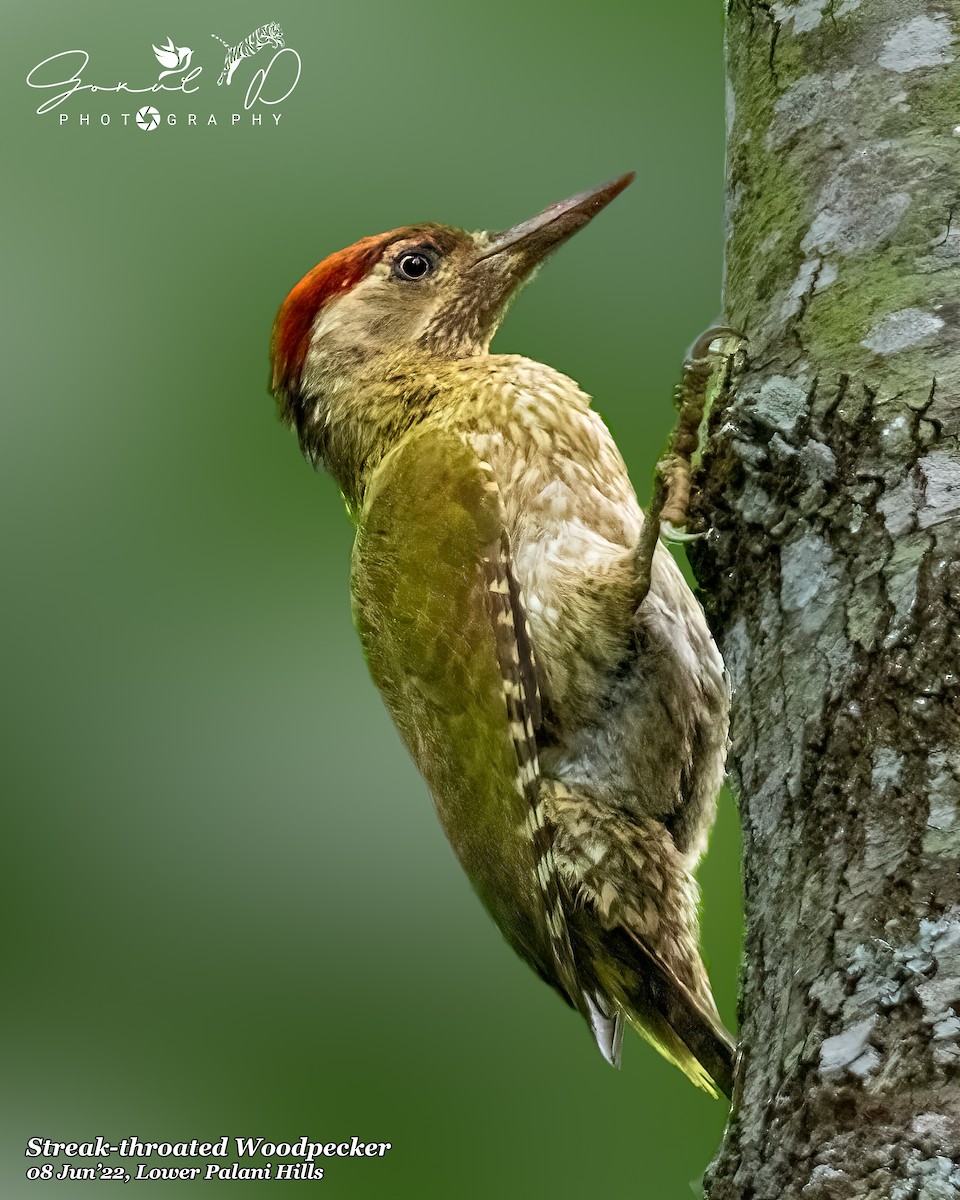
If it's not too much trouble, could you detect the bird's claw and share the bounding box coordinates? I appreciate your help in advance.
[660,520,705,544]
[685,325,747,366]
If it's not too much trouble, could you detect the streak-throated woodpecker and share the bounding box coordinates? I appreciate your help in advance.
[269,174,735,1097]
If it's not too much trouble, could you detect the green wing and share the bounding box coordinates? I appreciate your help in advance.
[350,423,561,985]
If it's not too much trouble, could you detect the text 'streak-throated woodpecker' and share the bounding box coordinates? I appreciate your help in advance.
[269,174,735,1097]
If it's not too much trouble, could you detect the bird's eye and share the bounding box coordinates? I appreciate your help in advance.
[394,252,434,281]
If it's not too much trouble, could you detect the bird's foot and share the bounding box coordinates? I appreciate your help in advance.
[635,326,745,607]
[660,325,746,533]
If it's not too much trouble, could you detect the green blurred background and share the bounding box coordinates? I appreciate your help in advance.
[3,2,740,1196]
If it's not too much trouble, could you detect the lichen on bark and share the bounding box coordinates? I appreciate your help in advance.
[695,2,960,1197]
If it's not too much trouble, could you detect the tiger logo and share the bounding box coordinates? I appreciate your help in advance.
[211,23,284,87]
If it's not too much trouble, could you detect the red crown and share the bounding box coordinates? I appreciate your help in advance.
[270,233,390,394]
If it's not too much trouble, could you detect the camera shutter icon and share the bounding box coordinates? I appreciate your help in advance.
[135,106,161,131]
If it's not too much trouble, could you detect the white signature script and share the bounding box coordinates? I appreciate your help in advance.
[26,49,301,115]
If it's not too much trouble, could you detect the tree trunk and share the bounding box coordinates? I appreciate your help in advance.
[695,2,960,1196]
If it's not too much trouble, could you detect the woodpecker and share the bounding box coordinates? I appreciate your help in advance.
[270,174,735,1097]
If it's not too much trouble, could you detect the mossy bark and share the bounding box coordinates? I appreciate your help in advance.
[694,2,960,1196]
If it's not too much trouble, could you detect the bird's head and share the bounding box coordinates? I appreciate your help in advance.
[270,173,634,415]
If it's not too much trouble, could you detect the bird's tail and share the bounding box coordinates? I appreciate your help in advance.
[597,925,736,1098]
[545,782,736,1097]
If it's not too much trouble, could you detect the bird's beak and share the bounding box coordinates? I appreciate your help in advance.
[473,172,635,270]
[456,172,635,353]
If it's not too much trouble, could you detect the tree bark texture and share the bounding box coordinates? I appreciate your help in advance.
[696,2,960,1196]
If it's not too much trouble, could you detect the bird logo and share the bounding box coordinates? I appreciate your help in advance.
[151,37,194,80]
[135,106,161,132]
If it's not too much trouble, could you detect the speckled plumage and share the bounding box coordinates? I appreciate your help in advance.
[270,177,734,1095]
